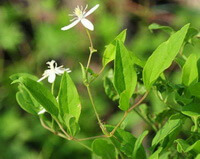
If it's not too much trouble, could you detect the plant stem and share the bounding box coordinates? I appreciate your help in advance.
[54,118,71,139]
[90,67,105,83]
[86,29,94,50]
[128,92,149,112]
[86,86,108,134]
[85,29,96,70]
[76,135,107,141]
[110,92,149,136]
[86,51,93,70]
[40,118,68,139]
[74,140,92,151]
[40,118,55,133]
[40,117,94,151]
[134,108,157,132]
[51,82,55,95]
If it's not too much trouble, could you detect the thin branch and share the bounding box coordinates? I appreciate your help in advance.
[75,135,107,141]
[54,118,71,139]
[86,86,108,134]
[110,92,149,136]
[40,118,55,133]
[134,108,157,132]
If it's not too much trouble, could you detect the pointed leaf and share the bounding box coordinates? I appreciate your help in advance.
[114,40,137,110]
[64,115,80,136]
[58,72,81,122]
[16,85,41,115]
[175,139,200,154]
[103,69,119,101]
[149,147,163,159]
[10,73,38,84]
[182,54,198,86]
[149,23,174,34]
[132,130,148,158]
[102,30,126,67]
[152,114,182,146]
[92,139,116,159]
[182,99,200,118]
[143,24,190,90]
[106,126,146,158]
[189,82,200,98]
[19,77,59,116]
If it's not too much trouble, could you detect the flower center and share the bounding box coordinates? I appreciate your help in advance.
[74,6,83,18]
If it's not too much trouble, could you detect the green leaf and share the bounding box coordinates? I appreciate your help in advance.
[132,130,148,158]
[175,139,190,153]
[143,24,190,90]
[63,115,80,136]
[185,28,199,43]
[92,139,116,159]
[102,29,126,67]
[58,72,81,122]
[10,73,38,84]
[39,114,58,131]
[182,99,200,118]
[80,62,87,84]
[152,114,182,146]
[103,69,119,101]
[16,85,41,115]
[149,147,163,159]
[195,154,200,159]
[182,99,200,131]
[114,40,137,110]
[18,77,59,116]
[149,23,174,34]
[182,54,198,86]
[189,82,200,98]
[129,50,145,67]
[80,63,98,84]
[106,126,146,158]
[175,139,200,154]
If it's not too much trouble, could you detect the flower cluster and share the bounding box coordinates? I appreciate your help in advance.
[37,4,99,115]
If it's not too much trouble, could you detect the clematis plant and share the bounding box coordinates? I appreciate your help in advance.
[11,3,200,159]
[61,4,99,31]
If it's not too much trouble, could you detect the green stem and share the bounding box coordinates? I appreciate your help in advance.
[134,108,157,132]
[86,51,93,70]
[54,118,71,139]
[74,140,92,151]
[51,82,55,95]
[76,135,107,141]
[110,92,149,136]
[192,117,198,132]
[85,29,96,71]
[86,29,94,50]
[86,86,108,135]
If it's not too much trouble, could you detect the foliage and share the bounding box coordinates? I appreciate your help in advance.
[1,1,200,159]
[10,22,200,159]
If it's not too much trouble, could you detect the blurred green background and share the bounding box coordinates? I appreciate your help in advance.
[0,0,200,158]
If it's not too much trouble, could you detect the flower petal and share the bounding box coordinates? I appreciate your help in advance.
[38,108,46,115]
[81,18,94,31]
[37,75,48,82]
[48,72,56,83]
[84,4,99,17]
[61,19,80,31]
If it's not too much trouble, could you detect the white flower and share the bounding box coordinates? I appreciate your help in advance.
[37,60,71,83]
[61,4,99,31]
[38,108,46,115]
